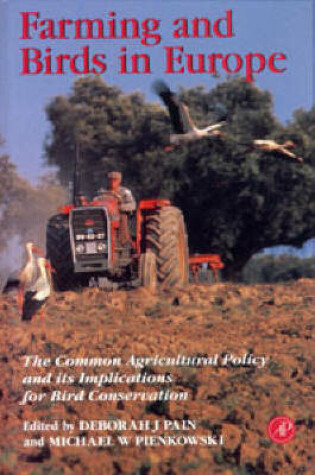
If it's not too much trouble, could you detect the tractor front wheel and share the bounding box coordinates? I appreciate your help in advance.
[46,214,78,291]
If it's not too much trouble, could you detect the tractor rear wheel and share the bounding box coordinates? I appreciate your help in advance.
[46,214,78,291]
[145,206,189,288]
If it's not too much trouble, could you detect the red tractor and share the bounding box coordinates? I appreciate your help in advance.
[46,192,190,291]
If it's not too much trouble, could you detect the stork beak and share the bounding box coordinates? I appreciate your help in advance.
[44,261,56,273]
[32,245,44,256]
[284,140,295,149]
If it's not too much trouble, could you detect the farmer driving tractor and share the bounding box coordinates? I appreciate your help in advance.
[107,171,136,213]
[96,171,136,247]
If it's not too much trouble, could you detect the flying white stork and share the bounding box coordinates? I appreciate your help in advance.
[22,258,52,324]
[2,242,44,310]
[252,139,303,163]
[152,80,225,150]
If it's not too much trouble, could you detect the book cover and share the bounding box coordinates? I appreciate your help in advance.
[0,1,314,474]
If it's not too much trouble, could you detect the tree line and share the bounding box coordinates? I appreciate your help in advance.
[5,76,315,279]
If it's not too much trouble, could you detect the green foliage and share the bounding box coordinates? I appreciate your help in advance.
[45,77,315,277]
[242,254,315,283]
[173,80,315,277]
[45,76,170,199]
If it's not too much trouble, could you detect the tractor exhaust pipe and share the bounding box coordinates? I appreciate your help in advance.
[72,141,81,207]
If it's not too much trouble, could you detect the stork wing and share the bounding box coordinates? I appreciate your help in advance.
[179,103,196,133]
[22,290,40,321]
[205,121,226,132]
[33,276,51,300]
[253,139,277,148]
[152,80,185,134]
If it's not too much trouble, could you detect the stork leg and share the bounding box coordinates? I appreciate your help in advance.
[18,284,25,313]
[40,308,45,328]
[30,332,37,352]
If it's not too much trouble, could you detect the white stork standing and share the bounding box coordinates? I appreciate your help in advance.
[153,80,225,150]
[22,258,52,324]
[252,139,303,163]
[2,242,44,310]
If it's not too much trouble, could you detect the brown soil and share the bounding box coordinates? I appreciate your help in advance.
[0,280,314,475]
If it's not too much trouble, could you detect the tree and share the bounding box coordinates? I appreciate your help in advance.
[45,76,171,199]
[242,254,315,283]
[44,77,315,278]
[0,137,16,211]
[3,173,67,250]
[172,80,315,277]
[0,137,67,265]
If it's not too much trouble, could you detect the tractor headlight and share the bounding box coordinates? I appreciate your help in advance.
[76,234,85,241]
[75,243,85,254]
[97,242,107,253]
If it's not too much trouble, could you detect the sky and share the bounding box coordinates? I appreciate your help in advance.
[0,0,313,182]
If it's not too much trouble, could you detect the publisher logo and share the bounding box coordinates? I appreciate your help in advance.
[268,416,296,444]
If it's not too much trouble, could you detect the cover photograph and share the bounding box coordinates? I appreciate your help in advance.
[0,1,314,474]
